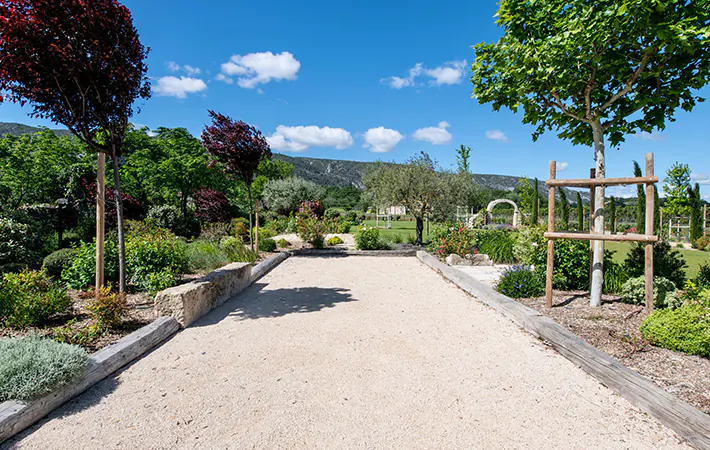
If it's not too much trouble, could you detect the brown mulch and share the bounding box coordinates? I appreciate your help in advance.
[518,292,710,415]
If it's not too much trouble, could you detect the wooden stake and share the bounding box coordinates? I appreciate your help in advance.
[589,168,595,284]
[645,154,655,313]
[545,161,557,309]
[255,200,260,256]
[95,153,105,297]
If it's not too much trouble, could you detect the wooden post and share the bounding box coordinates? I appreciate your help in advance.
[255,200,260,256]
[546,161,557,308]
[645,154,655,313]
[95,153,105,297]
[589,168,596,283]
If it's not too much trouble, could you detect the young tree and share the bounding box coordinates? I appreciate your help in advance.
[609,197,617,233]
[663,162,692,217]
[364,152,443,245]
[517,177,535,225]
[471,0,710,306]
[576,192,584,231]
[532,178,539,225]
[455,145,472,174]
[201,111,272,248]
[0,0,151,293]
[558,189,570,231]
[633,161,646,233]
[689,183,703,243]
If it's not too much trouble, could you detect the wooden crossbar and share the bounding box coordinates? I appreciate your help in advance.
[544,231,658,243]
[546,176,658,188]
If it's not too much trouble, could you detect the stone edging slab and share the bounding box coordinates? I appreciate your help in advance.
[0,316,180,444]
[416,251,710,450]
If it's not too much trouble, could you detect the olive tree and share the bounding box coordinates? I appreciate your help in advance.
[471,0,710,306]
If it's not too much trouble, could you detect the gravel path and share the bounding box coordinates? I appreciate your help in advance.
[7,257,688,449]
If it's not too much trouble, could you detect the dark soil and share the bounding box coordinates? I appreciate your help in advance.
[518,292,710,415]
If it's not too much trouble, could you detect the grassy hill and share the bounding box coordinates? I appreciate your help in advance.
[1,121,586,201]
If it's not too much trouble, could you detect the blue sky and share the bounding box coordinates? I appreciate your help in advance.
[1,0,709,199]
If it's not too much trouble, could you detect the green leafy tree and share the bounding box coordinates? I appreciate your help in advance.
[455,145,472,174]
[663,162,692,217]
[471,0,710,306]
[262,178,325,216]
[633,161,645,233]
[558,189,570,231]
[609,197,616,232]
[364,152,443,245]
[689,183,703,243]
[576,192,584,231]
[517,178,535,225]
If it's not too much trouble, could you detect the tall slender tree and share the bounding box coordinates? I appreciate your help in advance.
[559,189,570,231]
[654,186,661,236]
[689,183,703,243]
[609,197,617,233]
[201,111,271,249]
[455,145,472,174]
[633,161,645,233]
[576,192,584,231]
[0,0,151,294]
[471,0,710,307]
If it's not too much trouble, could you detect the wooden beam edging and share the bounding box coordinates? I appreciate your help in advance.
[416,251,710,450]
[0,316,180,444]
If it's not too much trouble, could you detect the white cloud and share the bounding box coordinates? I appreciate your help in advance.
[556,161,569,172]
[382,60,466,89]
[607,185,637,198]
[635,131,665,141]
[363,127,404,153]
[167,61,180,72]
[183,65,201,76]
[219,51,301,89]
[267,125,353,152]
[166,62,201,77]
[413,121,452,145]
[153,76,207,99]
[691,173,710,185]
[485,129,510,142]
[215,73,233,84]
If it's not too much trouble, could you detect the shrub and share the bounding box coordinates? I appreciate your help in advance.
[230,217,250,238]
[619,276,676,309]
[297,217,326,249]
[324,208,345,219]
[624,241,686,288]
[694,236,708,251]
[62,239,119,290]
[186,240,230,272]
[146,205,201,238]
[258,237,277,252]
[473,229,516,264]
[220,236,258,263]
[277,238,290,248]
[529,238,592,291]
[0,335,88,401]
[0,270,72,328]
[697,262,710,289]
[496,265,545,299]
[199,222,231,242]
[430,224,474,257]
[640,304,710,357]
[299,200,325,218]
[87,286,128,330]
[513,226,545,265]
[42,248,76,279]
[193,187,232,223]
[603,259,630,294]
[125,226,188,293]
[0,217,39,272]
[355,226,383,250]
[327,236,344,246]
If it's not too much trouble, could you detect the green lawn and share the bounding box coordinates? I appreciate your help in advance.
[356,219,436,242]
[606,241,710,279]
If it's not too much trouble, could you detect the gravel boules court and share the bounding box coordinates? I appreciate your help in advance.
[7,256,688,449]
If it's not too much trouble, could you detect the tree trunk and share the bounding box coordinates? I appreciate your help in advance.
[247,184,254,250]
[110,148,127,294]
[415,216,424,246]
[590,121,605,307]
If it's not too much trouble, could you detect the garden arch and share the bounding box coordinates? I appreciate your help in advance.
[486,199,520,228]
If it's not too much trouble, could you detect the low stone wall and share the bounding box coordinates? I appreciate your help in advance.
[155,263,252,327]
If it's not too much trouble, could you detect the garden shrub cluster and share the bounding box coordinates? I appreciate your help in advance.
[327,236,344,246]
[219,236,257,264]
[0,216,40,273]
[42,248,76,279]
[619,276,677,309]
[297,216,326,249]
[0,270,72,328]
[0,335,88,402]
[258,237,277,253]
[640,304,710,357]
[430,223,516,263]
[86,286,129,330]
[496,265,544,299]
[625,241,686,288]
[355,226,387,250]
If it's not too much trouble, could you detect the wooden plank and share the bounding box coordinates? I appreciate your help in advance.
[544,231,658,243]
[546,161,556,309]
[645,153,655,313]
[416,251,710,450]
[0,317,180,443]
[546,176,658,188]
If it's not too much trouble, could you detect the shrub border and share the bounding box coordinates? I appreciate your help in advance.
[0,252,293,444]
[0,316,180,443]
[416,251,710,450]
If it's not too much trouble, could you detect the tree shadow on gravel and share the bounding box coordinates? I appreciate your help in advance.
[192,284,356,326]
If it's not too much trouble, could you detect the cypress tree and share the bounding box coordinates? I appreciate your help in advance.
[689,183,703,243]
[532,178,539,225]
[576,192,584,230]
[654,186,660,235]
[633,161,645,233]
[609,197,616,233]
[559,189,570,231]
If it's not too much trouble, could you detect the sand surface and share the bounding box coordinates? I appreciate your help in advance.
[6,256,688,449]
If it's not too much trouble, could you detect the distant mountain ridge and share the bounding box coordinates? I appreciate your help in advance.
[1,121,587,201]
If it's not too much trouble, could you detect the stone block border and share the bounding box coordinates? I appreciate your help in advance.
[416,251,710,450]
[0,252,293,444]
[0,316,180,444]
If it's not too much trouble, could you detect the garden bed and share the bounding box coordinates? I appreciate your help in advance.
[518,292,710,415]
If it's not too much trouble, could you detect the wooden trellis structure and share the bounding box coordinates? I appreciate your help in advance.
[545,153,658,311]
